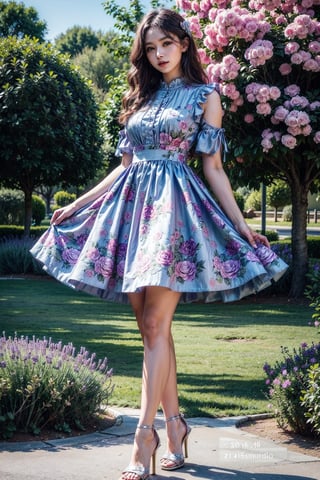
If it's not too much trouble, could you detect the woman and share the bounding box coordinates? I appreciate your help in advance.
[31,8,287,480]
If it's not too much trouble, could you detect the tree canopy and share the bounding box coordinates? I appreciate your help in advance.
[55,26,102,57]
[0,0,47,40]
[0,36,103,234]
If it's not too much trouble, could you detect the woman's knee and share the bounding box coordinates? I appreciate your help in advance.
[142,310,169,347]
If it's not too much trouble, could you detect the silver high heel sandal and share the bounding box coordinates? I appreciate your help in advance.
[121,424,160,480]
[160,413,191,471]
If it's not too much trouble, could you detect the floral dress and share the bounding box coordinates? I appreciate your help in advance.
[30,78,287,304]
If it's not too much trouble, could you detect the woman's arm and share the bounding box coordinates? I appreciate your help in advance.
[51,153,132,225]
[202,91,269,248]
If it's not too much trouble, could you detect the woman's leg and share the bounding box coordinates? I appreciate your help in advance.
[122,286,181,479]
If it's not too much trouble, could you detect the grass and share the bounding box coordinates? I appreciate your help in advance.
[0,277,318,418]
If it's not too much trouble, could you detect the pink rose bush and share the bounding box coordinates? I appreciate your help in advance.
[178,0,320,155]
[179,0,320,297]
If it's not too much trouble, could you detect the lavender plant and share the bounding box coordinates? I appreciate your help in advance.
[0,333,113,439]
[263,342,320,436]
[301,363,320,436]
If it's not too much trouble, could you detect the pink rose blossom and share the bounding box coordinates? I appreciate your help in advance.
[244,113,255,124]
[256,102,272,116]
[279,63,292,75]
[274,106,289,121]
[94,257,114,278]
[303,59,320,71]
[291,52,303,64]
[284,84,300,97]
[175,261,197,281]
[261,138,273,152]
[285,41,300,54]
[314,131,320,144]
[281,134,297,149]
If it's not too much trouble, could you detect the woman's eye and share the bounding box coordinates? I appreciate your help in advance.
[146,46,154,52]
[163,41,172,47]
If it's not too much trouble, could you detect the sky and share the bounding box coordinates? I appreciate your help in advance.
[22,0,129,40]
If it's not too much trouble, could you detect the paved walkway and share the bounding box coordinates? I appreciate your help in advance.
[0,409,319,480]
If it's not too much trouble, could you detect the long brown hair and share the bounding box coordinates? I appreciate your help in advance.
[119,9,208,124]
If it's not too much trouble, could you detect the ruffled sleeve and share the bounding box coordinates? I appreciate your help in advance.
[194,82,220,123]
[195,121,229,161]
[115,128,134,157]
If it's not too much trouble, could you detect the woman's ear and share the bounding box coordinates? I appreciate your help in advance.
[181,37,189,52]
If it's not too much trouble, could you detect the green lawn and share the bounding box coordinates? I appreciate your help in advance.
[0,278,318,418]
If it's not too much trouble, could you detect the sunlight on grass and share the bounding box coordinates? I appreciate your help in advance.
[0,278,318,417]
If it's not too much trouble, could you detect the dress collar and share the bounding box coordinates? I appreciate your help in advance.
[160,77,185,90]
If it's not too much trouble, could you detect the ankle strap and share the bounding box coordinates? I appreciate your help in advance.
[165,413,183,423]
[137,424,154,430]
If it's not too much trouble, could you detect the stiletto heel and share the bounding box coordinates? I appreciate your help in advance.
[121,424,160,480]
[160,413,191,471]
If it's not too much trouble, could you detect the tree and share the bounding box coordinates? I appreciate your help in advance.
[180,0,320,297]
[55,26,101,56]
[0,36,103,235]
[267,180,291,222]
[73,41,128,100]
[0,0,47,40]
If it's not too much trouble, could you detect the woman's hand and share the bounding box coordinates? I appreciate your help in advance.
[50,204,78,226]
[235,220,270,249]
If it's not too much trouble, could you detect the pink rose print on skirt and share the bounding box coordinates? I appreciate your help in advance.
[62,248,80,265]
[175,261,197,282]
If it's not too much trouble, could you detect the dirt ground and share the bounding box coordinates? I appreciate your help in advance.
[238,417,320,458]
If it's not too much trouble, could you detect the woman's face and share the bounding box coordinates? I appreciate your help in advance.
[145,27,188,83]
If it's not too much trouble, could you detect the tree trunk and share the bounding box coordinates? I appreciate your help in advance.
[24,190,33,237]
[289,182,309,298]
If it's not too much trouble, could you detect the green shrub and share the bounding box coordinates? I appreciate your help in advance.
[244,189,261,211]
[0,189,24,225]
[282,205,292,222]
[301,364,320,436]
[0,225,48,239]
[263,343,320,436]
[233,191,245,213]
[307,237,320,259]
[32,195,46,226]
[0,237,45,275]
[53,191,76,211]
[0,333,113,439]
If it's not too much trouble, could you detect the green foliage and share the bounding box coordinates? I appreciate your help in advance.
[304,259,320,333]
[0,0,47,40]
[73,43,128,101]
[0,225,47,238]
[282,205,292,222]
[301,364,320,436]
[0,236,44,275]
[267,180,291,210]
[53,190,77,208]
[32,195,46,226]
[264,343,320,436]
[100,70,128,171]
[55,26,101,57]
[244,189,261,211]
[0,36,103,233]
[0,333,113,438]
[102,0,145,57]
[0,188,24,224]
[233,190,244,212]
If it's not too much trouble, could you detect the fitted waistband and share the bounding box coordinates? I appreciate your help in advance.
[132,148,187,163]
